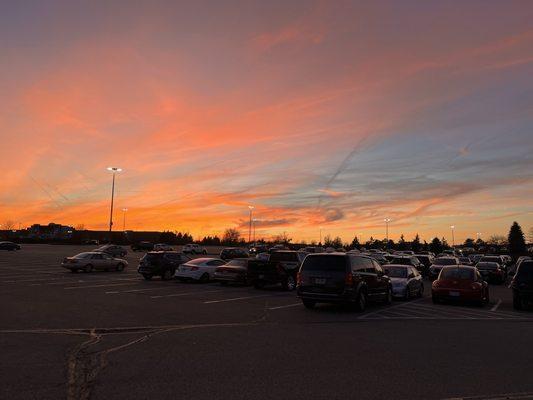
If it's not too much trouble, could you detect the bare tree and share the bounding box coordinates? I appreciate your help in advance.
[222,228,241,245]
[487,235,507,246]
[75,224,86,231]
[528,227,533,243]
[2,220,15,230]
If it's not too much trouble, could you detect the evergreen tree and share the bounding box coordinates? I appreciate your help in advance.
[429,237,443,255]
[398,234,407,250]
[463,238,475,247]
[350,236,361,250]
[412,234,421,252]
[508,221,527,256]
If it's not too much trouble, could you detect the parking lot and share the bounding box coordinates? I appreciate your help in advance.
[2,245,533,400]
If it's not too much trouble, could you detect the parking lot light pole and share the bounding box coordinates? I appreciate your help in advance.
[476,232,482,240]
[122,208,128,231]
[252,218,258,245]
[248,206,254,244]
[384,218,391,248]
[106,167,122,236]
[450,225,455,247]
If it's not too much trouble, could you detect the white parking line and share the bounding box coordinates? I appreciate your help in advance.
[64,283,138,290]
[358,298,425,319]
[490,299,502,312]
[204,294,276,304]
[106,288,161,294]
[268,303,302,310]
[151,289,223,299]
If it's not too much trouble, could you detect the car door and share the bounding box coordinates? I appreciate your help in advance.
[360,258,380,300]
[101,253,115,270]
[206,260,225,277]
[91,253,104,269]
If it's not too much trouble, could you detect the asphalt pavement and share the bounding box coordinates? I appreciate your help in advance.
[1,245,532,400]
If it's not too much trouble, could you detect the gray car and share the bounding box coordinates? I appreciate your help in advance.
[95,245,127,257]
[384,264,424,300]
[62,252,128,273]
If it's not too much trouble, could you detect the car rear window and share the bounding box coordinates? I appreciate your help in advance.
[516,261,533,280]
[440,268,474,280]
[301,255,347,272]
[476,262,498,270]
[391,257,410,265]
[226,259,247,267]
[433,258,457,266]
[385,266,408,278]
[270,252,299,262]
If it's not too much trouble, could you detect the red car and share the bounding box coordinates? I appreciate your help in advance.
[432,266,489,306]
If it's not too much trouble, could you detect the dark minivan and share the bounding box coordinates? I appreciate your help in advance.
[511,260,533,310]
[297,254,392,311]
[138,251,191,280]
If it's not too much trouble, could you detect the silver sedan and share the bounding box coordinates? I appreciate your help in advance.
[384,264,424,300]
[61,252,128,273]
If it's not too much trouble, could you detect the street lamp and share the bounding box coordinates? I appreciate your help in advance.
[248,206,254,244]
[252,218,258,244]
[122,208,128,231]
[384,218,391,247]
[450,225,455,247]
[476,232,482,240]
[106,167,122,236]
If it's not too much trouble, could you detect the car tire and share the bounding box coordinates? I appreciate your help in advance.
[253,281,265,289]
[432,294,439,304]
[385,286,393,304]
[142,273,152,280]
[84,264,93,273]
[116,263,125,272]
[513,293,522,310]
[282,275,296,291]
[69,268,78,273]
[220,281,228,286]
[404,287,410,301]
[418,284,424,298]
[354,290,367,312]
[162,269,173,281]
[200,273,209,283]
[177,278,187,282]
[303,300,316,309]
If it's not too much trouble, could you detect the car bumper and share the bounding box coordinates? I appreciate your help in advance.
[392,286,407,297]
[297,289,357,303]
[432,288,483,301]
[214,272,246,283]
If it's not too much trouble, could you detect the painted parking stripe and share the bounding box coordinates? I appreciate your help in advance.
[64,283,138,290]
[490,299,502,311]
[151,289,224,299]
[409,303,522,319]
[358,298,426,319]
[268,303,302,310]
[204,294,282,304]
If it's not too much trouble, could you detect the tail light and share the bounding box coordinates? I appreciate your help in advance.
[345,273,354,287]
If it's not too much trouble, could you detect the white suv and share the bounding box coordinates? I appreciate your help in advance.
[182,244,207,255]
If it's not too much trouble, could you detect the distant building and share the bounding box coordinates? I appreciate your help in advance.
[27,223,74,240]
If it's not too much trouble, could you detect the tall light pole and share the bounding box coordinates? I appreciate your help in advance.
[384,218,391,247]
[476,232,482,240]
[252,218,257,244]
[248,206,254,244]
[122,208,128,231]
[106,167,122,236]
[319,227,323,245]
[450,225,455,247]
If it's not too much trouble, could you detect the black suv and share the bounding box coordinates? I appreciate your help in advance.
[248,251,305,291]
[220,248,248,260]
[297,253,392,311]
[131,241,154,252]
[511,260,533,310]
[138,252,191,280]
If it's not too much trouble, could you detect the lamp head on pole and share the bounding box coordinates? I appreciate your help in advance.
[107,167,123,172]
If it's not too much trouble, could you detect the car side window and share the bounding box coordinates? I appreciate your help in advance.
[373,260,383,274]
[349,257,364,272]
[363,259,376,274]
[92,254,102,260]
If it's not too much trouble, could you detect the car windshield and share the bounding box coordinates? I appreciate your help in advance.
[302,255,346,272]
[481,257,500,263]
[73,253,93,259]
[440,268,474,280]
[476,262,498,270]
[516,262,533,280]
[187,258,212,265]
[433,258,456,266]
[270,252,299,262]
[226,259,247,267]
[391,257,410,265]
[385,266,408,278]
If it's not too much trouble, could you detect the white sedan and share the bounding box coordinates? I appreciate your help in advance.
[174,258,226,282]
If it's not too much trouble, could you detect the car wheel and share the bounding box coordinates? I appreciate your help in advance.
[116,263,125,272]
[282,275,296,291]
[69,268,78,273]
[177,278,187,282]
[162,269,173,281]
[513,293,522,310]
[418,284,424,298]
[253,281,265,289]
[200,273,209,283]
[84,264,93,273]
[354,290,367,312]
[385,286,393,304]
[432,294,439,304]
[404,287,410,301]
[303,300,316,309]
[220,281,228,286]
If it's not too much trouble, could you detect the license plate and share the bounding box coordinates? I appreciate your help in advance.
[449,291,460,297]
[314,278,326,285]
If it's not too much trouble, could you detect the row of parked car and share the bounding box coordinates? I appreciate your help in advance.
[55,242,532,311]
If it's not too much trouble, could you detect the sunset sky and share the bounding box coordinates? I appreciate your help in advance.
[1,1,532,243]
